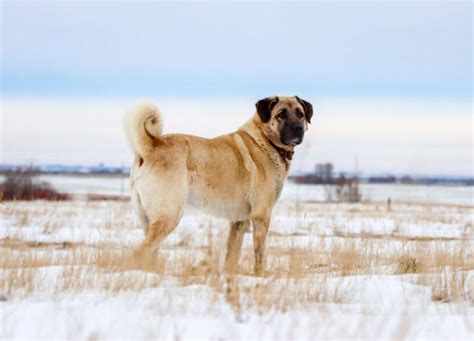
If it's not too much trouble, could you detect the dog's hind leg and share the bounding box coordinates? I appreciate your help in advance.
[135,216,180,259]
[224,220,250,273]
[132,191,150,235]
[133,171,188,263]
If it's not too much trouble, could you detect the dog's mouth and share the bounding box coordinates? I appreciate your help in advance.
[290,137,303,146]
[282,136,303,146]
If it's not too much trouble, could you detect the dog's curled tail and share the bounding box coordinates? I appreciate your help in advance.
[123,102,163,156]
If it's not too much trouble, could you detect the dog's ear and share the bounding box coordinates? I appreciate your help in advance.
[295,96,313,123]
[256,96,279,123]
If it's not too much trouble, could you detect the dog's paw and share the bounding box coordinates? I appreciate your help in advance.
[253,268,267,277]
[132,248,159,271]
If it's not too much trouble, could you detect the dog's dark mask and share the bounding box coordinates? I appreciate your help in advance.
[256,96,313,147]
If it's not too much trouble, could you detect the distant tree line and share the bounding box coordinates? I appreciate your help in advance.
[0,163,129,176]
[291,162,473,186]
[293,163,353,186]
[367,175,474,185]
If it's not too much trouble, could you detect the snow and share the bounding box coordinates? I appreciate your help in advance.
[2,279,473,339]
[35,175,474,206]
[1,183,473,339]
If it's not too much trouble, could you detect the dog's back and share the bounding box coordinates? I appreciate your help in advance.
[124,103,262,223]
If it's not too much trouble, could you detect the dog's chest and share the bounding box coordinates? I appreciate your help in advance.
[274,177,284,199]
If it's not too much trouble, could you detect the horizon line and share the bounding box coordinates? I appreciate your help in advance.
[0,162,472,179]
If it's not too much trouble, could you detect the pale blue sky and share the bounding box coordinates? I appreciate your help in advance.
[1,1,472,175]
[1,1,472,98]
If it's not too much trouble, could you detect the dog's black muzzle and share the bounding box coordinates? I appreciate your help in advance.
[281,124,304,146]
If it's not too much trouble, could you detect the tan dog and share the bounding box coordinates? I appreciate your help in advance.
[123,96,313,274]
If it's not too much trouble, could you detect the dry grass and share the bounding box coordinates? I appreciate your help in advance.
[1,199,473,314]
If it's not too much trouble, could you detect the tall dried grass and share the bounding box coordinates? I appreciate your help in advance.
[0,199,473,313]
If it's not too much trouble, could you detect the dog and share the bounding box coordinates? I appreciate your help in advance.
[123,96,313,274]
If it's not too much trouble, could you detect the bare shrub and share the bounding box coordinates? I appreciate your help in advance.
[1,168,70,201]
[335,175,362,202]
[324,174,362,203]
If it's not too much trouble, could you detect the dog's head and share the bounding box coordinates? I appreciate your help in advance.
[256,96,313,149]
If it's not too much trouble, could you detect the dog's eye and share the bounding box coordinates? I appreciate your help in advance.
[295,111,304,119]
[277,110,288,120]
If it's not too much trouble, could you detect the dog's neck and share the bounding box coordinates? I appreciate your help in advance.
[268,140,295,161]
[239,116,295,164]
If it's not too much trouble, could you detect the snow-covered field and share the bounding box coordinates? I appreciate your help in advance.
[36,174,474,206]
[1,185,473,339]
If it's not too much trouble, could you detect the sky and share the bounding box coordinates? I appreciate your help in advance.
[1,1,472,176]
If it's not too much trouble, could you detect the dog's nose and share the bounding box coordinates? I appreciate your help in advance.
[293,125,303,133]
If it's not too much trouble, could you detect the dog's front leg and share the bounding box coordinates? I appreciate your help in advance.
[252,216,270,276]
[224,220,250,273]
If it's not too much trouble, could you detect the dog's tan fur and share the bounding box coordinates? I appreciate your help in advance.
[123,96,312,274]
